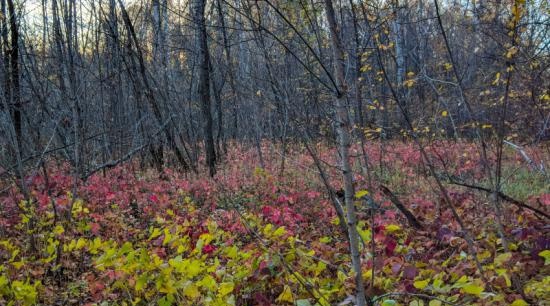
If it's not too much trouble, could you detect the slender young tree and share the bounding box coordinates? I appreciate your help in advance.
[323,0,369,304]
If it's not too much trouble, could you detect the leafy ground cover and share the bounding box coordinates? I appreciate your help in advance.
[0,141,548,305]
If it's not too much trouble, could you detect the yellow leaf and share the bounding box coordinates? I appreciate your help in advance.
[184,283,200,299]
[276,285,294,303]
[355,190,369,199]
[413,280,429,290]
[510,299,529,306]
[149,227,161,240]
[441,111,448,117]
[404,79,416,88]
[385,224,401,233]
[21,214,29,224]
[273,226,286,237]
[263,224,273,236]
[225,246,238,259]
[199,232,214,245]
[462,283,484,296]
[357,227,372,243]
[53,225,64,235]
[11,261,24,269]
[199,275,217,291]
[492,72,501,85]
[478,250,491,260]
[135,274,148,292]
[506,46,518,59]
[337,270,347,282]
[455,275,468,284]
[495,269,511,287]
[75,238,87,250]
[313,261,327,276]
[218,282,234,297]
[494,252,512,266]
[539,250,550,265]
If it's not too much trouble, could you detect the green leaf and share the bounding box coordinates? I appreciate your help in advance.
[263,224,273,236]
[199,275,217,291]
[413,280,429,290]
[510,299,529,306]
[225,246,238,259]
[429,300,442,306]
[218,282,234,297]
[273,226,286,237]
[158,295,173,306]
[296,299,312,306]
[0,274,8,288]
[149,227,162,240]
[183,283,200,299]
[135,274,148,292]
[494,252,512,266]
[381,300,397,306]
[462,283,484,296]
[186,259,202,278]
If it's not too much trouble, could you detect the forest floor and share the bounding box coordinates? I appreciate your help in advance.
[0,141,548,306]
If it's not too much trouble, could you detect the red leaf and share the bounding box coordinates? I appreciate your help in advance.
[149,194,159,203]
[385,237,397,256]
[202,244,216,254]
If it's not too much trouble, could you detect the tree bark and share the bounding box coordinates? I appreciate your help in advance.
[193,0,216,176]
[323,0,369,304]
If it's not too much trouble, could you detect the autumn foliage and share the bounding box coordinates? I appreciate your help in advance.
[0,142,548,305]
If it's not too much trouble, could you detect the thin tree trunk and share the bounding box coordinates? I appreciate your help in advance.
[323,0,369,304]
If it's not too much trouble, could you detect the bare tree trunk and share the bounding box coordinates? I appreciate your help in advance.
[323,0,368,304]
[215,0,235,151]
[7,0,21,147]
[193,0,216,177]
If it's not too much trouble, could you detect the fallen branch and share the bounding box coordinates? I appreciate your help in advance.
[504,140,546,175]
[379,185,424,229]
[448,178,549,220]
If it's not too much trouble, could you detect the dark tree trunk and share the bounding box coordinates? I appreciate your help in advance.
[7,0,21,146]
[193,0,216,177]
